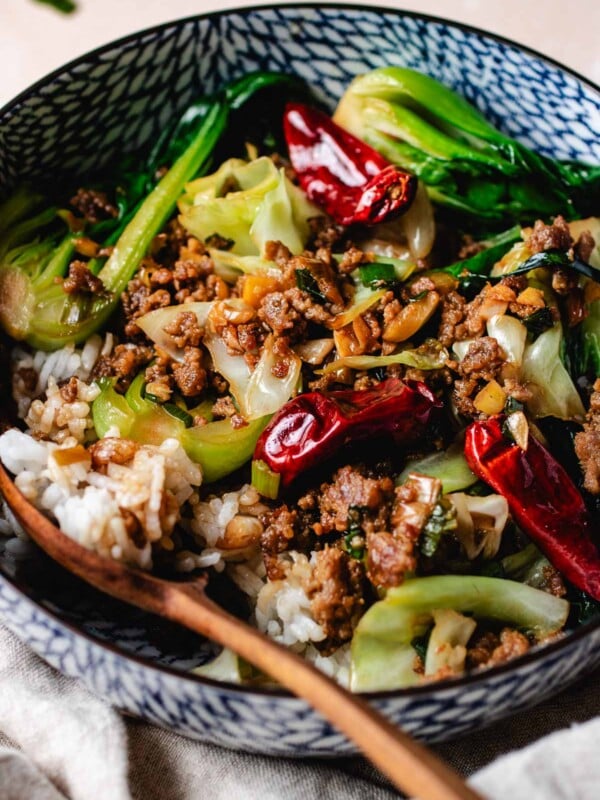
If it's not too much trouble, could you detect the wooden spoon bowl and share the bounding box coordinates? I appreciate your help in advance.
[0,459,483,800]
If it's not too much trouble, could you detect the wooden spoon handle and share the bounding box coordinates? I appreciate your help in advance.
[0,464,482,800]
[164,581,483,800]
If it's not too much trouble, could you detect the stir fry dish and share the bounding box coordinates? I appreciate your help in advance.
[0,68,599,691]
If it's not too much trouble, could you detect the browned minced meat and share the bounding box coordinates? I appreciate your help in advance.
[316,465,395,535]
[466,629,530,670]
[366,476,440,589]
[502,377,534,405]
[219,320,266,358]
[59,376,79,403]
[459,336,504,380]
[89,437,139,469]
[526,215,573,254]
[457,234,487,260]
[284,286,335,327]
[366,531,414,589]
[450,337,505,418]
[337,246,371,274]
[70,188,118,223]
[564,287,588,328]
[304,547,369,652]
[211,396,237,420]
[438,291,467,348]
[575,378,600,494]
[260,505,308,580]
[500,274,528,295]
[551,267,579,296]
[263,240,293,267]
[171,347,207,397]
[575,230,596,263]
[162,311,203,348]
[92,343,154,390]
[258,292,305,337]
[62,261,107,296]
[540,565,567,597]
[121,245,229,337]
[144,350,174,401]
[306,218,346,251]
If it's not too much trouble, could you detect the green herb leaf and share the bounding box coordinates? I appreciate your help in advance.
[358,262,397,288]
[163,403,194,427]
[295,268,326,303]
[523,307,554,340]
[420,500,457,557]
[411,630,431,663]
[33,0,77,13]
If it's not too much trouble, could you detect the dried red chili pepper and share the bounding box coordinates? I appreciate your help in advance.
[465,415,600,600]
[283,102,417,226]
[254,378,440,487]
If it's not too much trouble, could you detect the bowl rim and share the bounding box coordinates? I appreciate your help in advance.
[0,1,599,702]
[1,0,599,121]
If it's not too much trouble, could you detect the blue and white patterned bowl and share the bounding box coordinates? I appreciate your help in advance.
[1,4,599,756]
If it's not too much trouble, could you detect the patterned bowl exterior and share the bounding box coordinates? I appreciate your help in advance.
[1,4,600,756]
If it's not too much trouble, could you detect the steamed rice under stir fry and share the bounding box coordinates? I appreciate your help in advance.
[0,67,599,691]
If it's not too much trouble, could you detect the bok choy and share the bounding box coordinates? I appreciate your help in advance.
[334,67,600,229]
[0,72,309,351]
[351,574,569,690]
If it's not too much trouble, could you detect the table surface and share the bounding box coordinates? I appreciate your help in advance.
[2,0,600,109]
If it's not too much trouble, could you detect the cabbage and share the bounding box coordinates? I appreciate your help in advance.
[452,339,476,362]
[208,248,279,281]
[424,609,477,677]
[204,303,301,420]
[192,648,243,682]
[179,156,319,256]
[322,340,448,374]
[330,285,387,330]
[136,302,213,360]
[521,323,586,419]
[486,314,527,365]
[398,438,477,493]
[448,493,509,559]
[350,574,569,691]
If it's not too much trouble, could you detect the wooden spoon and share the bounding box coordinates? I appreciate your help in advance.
[0,461,484,800]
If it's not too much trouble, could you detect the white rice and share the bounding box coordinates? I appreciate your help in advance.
[2,336,351,685]
[0,429,202,569]
[11,333,112,417]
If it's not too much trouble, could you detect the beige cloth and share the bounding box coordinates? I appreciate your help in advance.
[0,622,599,800]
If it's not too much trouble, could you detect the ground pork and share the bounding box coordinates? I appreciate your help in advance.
[162,311,204,348]
[575,230,596,263]
[314,465,395,535]
[172,347,207,397]
[466,628,530,669]
[526,216,573,254]
[70,188,118,223]
[438,291,467,347]
[258,291,304,336]
[574,379,600,494]
[92,342,154,391]
[260,505,313,580]
[366,475,440,589]
[451,337,505,417]
[62,261,107,296]
[304,547,369,651]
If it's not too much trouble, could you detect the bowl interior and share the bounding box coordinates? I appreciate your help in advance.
[0,3,599,693]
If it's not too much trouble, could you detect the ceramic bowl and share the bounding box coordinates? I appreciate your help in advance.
[1,3,599,756]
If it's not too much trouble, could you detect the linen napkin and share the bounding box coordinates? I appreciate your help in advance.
[0,621,598,800]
